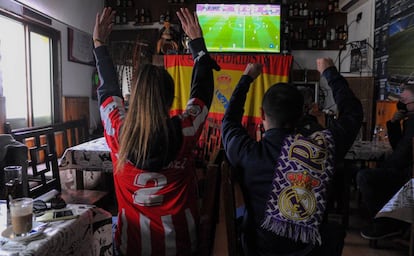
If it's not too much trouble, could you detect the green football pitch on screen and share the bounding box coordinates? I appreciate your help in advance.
[198,15,281,53]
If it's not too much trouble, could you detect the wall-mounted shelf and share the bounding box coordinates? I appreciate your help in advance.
[113,22,167,30]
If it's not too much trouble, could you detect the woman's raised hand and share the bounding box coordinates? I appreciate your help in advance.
[93,7,116,47]
[176,8,202,40]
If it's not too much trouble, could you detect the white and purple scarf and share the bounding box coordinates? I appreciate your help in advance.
[261,130,335,245]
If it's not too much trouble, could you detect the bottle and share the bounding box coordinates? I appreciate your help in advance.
[308,11,314,27]
[328,0,334,13]
[121,10,128,24]
[302,2,308,17]
[145,9,151,23]
[139,8,145,23]
[134,9,139,25]
[293,2,298,16]
[288,4,293,17]
[314,8,319,26]
[115,13,121,24]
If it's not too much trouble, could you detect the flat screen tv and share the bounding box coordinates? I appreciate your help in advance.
[387,11,414,95]
[196,3,281,53]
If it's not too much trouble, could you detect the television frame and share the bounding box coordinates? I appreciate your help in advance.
[196,3,282,54]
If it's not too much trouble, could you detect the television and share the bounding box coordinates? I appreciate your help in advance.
[387,11,414,98]
[196,3,281,53]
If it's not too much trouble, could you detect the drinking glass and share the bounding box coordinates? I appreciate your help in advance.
[9,197,33,237]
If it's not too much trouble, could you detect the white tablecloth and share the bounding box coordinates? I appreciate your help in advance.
[344,140,392,161]
[376,178,414,224]
[0,204,113,256]
[59,137,113,172]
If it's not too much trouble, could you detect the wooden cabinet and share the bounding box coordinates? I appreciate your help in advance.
[345,76,374,140]
[283,0,347,51]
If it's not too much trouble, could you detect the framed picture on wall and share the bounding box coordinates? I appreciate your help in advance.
[68,27,94,66]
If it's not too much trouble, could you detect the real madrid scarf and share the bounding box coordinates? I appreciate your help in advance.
[261,130,335,245]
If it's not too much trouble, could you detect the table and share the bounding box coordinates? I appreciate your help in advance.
[338,140,393,227]
[345,140,393,161]
[59,137,112,172]
[0,204,113,256]
[376,178,414,223]
[375,178,414,255]
[59,137,112,189]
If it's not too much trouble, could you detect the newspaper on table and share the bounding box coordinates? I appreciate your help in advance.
[375,178,414,223]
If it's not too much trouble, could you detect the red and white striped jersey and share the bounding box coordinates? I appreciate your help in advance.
[100,96,209,256]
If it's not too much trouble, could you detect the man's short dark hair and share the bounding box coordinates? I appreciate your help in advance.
[262,83,304,127]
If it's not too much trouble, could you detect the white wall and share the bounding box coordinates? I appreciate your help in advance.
[291,0,374,75]
[291,0,375,112]
[0,0,104,131]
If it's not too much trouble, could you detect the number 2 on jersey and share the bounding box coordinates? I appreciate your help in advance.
[133,172,167,206]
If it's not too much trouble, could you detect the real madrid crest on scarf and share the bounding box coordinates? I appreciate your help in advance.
[261,130,335,245]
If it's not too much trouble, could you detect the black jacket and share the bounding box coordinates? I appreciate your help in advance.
[221,67,363,254]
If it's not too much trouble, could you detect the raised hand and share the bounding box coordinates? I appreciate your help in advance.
[93,7,116,47]
[243,63,263,80]
[176,8,202,40]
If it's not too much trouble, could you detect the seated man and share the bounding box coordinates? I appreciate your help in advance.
[221,58,363,255]
[357,85,414,240]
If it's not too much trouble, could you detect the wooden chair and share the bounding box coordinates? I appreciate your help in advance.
[197,149,223,255]
[11,126,62,199]
[220,157,243,256]
[9,122,108,205]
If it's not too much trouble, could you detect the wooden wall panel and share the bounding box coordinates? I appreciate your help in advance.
[345,76,374,140]
[62,96,89,123]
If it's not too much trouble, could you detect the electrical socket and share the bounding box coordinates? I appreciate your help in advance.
[356,12,362,23]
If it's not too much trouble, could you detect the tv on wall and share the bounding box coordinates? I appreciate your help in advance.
[196,3,281,53]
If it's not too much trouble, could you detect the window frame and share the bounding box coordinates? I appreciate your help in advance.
[0,10,62,129]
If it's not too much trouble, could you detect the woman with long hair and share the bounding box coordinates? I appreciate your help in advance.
[93,7,219,255]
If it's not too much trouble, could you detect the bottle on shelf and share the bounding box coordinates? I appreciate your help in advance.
[121,10,128,24]
[308,11,314,27]
[302,2,309,17]
[139,8,145,23]
[115,12,121,24]
[134,9,139,25]
[328,0,334,13]
[314,8,319,26]
[145,9,151,23]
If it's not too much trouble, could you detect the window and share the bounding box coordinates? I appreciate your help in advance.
[0,13,61,129]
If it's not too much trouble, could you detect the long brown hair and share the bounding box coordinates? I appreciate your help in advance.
[117,64,175,171]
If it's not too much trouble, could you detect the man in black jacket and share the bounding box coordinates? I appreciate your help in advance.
[221,58,363,255]
[357,85,414,240]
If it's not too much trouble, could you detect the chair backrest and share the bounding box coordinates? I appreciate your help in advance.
[53,118,89,157]
[197,148,224,255]
[11,126,61,198]
[221,157,243,256]
[198,163,220,256]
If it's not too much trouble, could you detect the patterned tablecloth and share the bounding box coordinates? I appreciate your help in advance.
[344,140,393,161]
[0,204,113,256]
[59,137,113,172]
[376,178,414,223]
